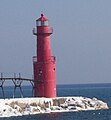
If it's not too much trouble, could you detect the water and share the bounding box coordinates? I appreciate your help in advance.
[1,83,111,120]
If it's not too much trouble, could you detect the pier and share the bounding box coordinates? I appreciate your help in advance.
[0,73,34,98]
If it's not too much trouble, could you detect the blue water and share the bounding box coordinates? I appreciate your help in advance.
[1,83,111,120]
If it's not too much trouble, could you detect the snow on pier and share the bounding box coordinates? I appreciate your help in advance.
[0,97,108,117]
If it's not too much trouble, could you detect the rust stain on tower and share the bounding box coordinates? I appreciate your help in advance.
[33,14,56,98]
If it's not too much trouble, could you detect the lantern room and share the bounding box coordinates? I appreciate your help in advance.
[36,14,49,26]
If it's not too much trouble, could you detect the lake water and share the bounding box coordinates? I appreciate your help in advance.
[0,83,111,120]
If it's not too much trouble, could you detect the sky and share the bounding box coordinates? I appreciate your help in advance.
[0,0,111,84]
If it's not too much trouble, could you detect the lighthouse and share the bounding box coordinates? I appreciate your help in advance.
[33,14,56,98]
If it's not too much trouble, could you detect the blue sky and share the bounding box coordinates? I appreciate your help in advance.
[0,0,111,84]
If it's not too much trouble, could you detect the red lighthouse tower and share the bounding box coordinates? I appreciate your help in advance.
[33,14,56,98]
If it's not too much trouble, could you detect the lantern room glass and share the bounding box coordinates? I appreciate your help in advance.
[36,20,49,26]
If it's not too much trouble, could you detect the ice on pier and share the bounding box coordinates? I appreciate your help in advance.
[0,97,108,117]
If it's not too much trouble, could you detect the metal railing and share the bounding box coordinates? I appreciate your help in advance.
[0,73,34,99]
[33,27,53,35]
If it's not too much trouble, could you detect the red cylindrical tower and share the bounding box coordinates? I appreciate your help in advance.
[33,14,56,98]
